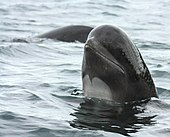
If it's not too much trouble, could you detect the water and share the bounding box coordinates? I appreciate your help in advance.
[0,0,170,136]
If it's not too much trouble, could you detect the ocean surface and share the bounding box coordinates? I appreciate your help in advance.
[0,0,170,137]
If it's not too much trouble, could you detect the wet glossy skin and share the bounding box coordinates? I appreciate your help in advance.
[37,25,93,43]
[37,24,158,103]
[82,25,158,103]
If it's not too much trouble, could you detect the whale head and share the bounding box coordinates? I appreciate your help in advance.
[82,25,158,103]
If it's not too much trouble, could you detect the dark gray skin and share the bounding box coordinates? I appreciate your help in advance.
[82,25,158,103]
[37,24,158,103]
[37,25,93,43]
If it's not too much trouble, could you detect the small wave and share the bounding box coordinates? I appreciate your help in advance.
[0,84,24,89]
[10,4,41,12]
[137,40,170,49]
[0,45,16,57]
[70,98,156,136]
[27,93,42,101]
[56,63,74,67]
[0,39,51,59]
[146,98,170,112]
[0,8,9,14]
[29,127,79,137]
[30,127,52,135]
[104,4,127,10]
[57,85,78,92]
[51,93,83,106]
[157,87,170,98]
[152,70,170,78]
[39,83,51,88]
[156,128,170,135]
[24,90,44,101]
[12,38,29,43]
[0,43,33,58]
[56,85,83,96]
[0,112,16,120]
[1,37,43,43]
[0,111,26,121]
[60,69,80,74]
[102,12,119,17]
[148,21,163,26]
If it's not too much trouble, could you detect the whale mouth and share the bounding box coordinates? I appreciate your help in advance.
[85,43,125,74]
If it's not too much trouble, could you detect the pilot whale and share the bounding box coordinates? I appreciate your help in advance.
[82,25,158,103]
[37,25,93,43]
[37,24,158,103]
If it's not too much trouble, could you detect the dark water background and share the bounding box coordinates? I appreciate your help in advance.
[0,0,170,136]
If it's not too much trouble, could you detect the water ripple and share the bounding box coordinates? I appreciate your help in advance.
[70,98,156,136]
[102,12,119,17]
[0,0,170,137]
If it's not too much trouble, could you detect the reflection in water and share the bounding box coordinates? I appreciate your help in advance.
[70,98,157,136]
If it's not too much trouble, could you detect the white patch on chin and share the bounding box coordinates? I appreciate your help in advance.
[83,75,113,101]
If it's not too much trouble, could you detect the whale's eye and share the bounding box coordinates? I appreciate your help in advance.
[121,51,125,56]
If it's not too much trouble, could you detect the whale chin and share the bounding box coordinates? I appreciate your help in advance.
[83,75,113,101]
